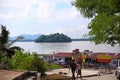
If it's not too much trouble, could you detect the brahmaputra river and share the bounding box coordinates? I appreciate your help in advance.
[12,41,120,54]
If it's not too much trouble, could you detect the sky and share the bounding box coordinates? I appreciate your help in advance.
[0,0,91,38]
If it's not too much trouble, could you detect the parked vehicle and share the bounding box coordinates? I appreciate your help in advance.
[116,59,120,79]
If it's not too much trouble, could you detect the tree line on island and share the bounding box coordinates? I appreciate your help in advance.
[35,33,72,42]
[9,33,90,42]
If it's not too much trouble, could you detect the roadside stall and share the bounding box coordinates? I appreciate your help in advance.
[97,54,111,75]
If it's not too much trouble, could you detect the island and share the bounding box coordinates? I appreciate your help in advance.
[35,33,72,42]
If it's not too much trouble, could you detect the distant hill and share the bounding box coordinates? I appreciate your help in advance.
[9,34,42,41]
[35,33,72,42]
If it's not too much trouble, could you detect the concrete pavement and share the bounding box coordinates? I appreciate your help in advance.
[46,68,99,78]
[76,73,117,80]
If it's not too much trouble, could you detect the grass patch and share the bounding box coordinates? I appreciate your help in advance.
[45,63,63,71]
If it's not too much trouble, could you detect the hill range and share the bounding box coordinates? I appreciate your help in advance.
[9,34,42,41]
[9,34,90,42]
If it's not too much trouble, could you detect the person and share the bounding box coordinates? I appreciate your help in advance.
[69,59,76,80]
[78,58,82,68]
[76,63,82,79]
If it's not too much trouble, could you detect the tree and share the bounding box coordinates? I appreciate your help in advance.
[0,25,24,58]
[73,0,120,46]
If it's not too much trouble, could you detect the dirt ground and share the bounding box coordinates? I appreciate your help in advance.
[0,70,27,80]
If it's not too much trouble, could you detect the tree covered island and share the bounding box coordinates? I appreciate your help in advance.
[35,33,72,42]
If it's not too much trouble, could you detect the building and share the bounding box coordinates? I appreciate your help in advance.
[38,50,119,68]
[109,53,117,68]
[53,52,74,65]
[85,52,117,68]
[39,54,53,63]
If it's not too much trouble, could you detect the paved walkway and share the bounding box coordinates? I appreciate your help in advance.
[77,73,117,80]
[46,68,99,77]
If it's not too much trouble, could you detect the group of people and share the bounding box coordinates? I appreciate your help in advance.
[69,58,82,80]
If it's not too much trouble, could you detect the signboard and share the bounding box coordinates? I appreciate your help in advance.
[97,55,111,62]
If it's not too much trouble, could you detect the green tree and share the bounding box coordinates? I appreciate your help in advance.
[0,25,24,58]
[73,0,120,46]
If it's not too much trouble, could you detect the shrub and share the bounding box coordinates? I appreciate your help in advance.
[8,51,46,74]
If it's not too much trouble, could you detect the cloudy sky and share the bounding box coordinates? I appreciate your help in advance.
[0,0,91,38]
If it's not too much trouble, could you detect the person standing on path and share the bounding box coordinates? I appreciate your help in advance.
[69,59,77,80]
[76,63,82,80]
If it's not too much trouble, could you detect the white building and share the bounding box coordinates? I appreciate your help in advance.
[39,54,53,63]
[53,52,74,65]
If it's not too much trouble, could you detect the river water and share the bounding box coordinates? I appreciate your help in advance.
[12,41,120,54]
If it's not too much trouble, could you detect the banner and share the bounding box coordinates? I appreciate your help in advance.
[97,55,111,62]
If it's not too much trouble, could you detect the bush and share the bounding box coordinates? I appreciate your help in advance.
[8,51,46,74]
